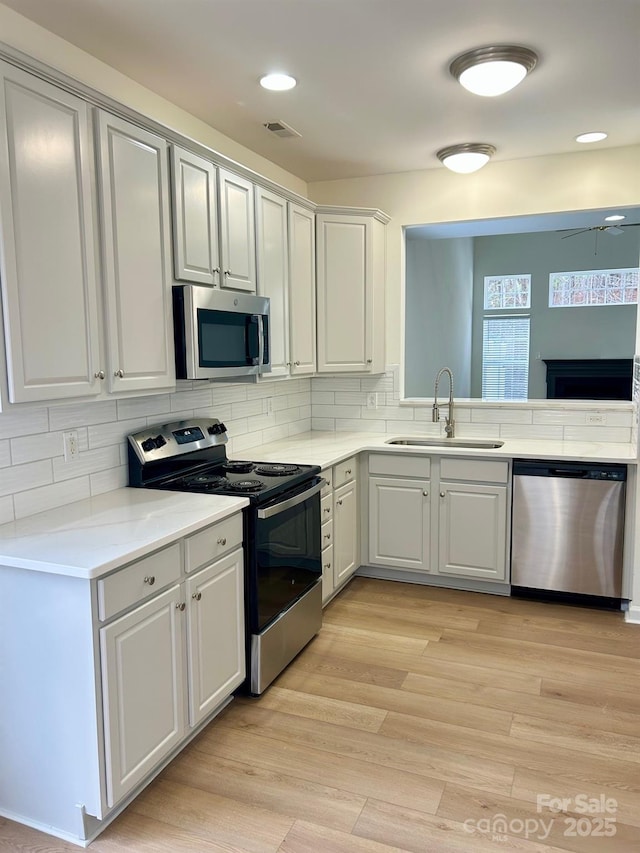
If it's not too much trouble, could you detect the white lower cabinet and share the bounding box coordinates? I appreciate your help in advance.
[185,548,245,727]
[100,584,186,808]
[367,453,509,584]
[321,457,359,603]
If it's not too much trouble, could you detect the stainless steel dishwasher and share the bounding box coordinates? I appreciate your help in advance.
[511,460,626,607]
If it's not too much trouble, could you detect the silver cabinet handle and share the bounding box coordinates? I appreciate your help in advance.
[423,490,429,497]
[323,507,331,514]
[345,469,352,475]
[294,361,301,366]
[324,533,331,540]
[366,358,372,364]
[440,492,445,498]
[224,269,231,275]
[192,591,202,601]
[286,361,292,367]
[143,575,155,586]
[324,562,331,569]
[217,537,227,546]
[336,499,343,506]
[94,370,105,380]
[212,267,220,274]
[176,602,186,611]
[114,369,124,378]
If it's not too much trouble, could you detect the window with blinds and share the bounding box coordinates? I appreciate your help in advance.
[482,316,530,401]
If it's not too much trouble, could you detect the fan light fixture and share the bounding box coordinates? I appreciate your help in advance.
[449,45,538,97]
[605,214,626,222]
[437,143,496,174]
[575,131,607,143]
[259,73,297,91]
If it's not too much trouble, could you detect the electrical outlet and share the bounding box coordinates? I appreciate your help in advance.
[586,414,606,425]
[63,430,79,462]
[366,392,378,409]
[266,397,273,415]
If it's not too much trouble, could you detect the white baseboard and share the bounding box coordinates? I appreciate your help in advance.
[624,604,640,624]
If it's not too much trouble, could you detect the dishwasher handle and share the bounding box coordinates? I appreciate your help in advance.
[513,459,627,481]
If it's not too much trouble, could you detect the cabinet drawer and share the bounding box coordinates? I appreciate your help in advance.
[321,543,334,604]
[334,456,357,488]
[184,513,243,573]
[321,467,333,492]
[369,453,431,479]
[321,518,334,548]
[440,457,509,484]
[321,492,333,521]
[98,543,182,621]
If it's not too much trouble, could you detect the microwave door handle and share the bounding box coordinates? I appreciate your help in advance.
[257,315,264,368]
[247,315,260,365]
[257,479,326,519]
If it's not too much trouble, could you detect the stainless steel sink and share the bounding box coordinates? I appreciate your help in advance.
[385,437,504,449]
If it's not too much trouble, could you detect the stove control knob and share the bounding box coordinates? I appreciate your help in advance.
[208,424,220,435]
[218,422,227,433]
[141,438,156,452]
[154,435,166,448]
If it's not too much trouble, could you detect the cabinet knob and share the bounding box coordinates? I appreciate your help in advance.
[440,492,445,498]
[114,369,124,378]
[294,361,301,366]
[286,362,292,367]
[192,591,202,601]
[324,533,331,540]
[176,602,186,611]
[324,563,331,569]
[345,469,352,475]
[217,537,227,546]
[323,507,331,514]
[212,267,220,274]
[366,358,373,364]
[336,499,343,506]
[224,269,231,276]
[94,370,105,380]
[423,490,429,497]
[143,575,155,586]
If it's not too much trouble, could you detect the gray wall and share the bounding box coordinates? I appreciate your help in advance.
[405,236,473,397]
[471,229,640,398]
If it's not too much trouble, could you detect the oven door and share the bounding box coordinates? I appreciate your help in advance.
[249,478,323,634]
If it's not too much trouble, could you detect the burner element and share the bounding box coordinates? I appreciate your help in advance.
[254,463,301,476]
[228,479,264,493]
[223,461,255,474]
[184,473,230,489]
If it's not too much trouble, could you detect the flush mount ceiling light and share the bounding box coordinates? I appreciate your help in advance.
[605,214,626,222]
[259,73,297,91]
[449,45,538,96]
[575,131,608,143]
[437,143,496,174]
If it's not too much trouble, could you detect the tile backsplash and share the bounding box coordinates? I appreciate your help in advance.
[0,365,636,525]
[0,378,311,524]
[311,365,637,447]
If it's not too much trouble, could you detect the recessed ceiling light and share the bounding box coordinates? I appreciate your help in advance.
[605,214,626,222]
[436,143,496,174]
[259,73,297,91]
[449,45,538,97]
[575,131,608,143]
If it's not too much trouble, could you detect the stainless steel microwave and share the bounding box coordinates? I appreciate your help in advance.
[173,285,271,380]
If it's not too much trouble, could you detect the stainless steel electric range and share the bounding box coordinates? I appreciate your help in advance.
[128,417,323,695]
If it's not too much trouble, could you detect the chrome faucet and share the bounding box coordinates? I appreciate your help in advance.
[432,367,455,438]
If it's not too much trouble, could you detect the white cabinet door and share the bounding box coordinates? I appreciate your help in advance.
[368,476,431,571]
[170,145,220,286]
[438,482,507,581]
[255,187,290,377]
[218,168,256,292]
[95,111,175,393]
[0,63,102,402]
[334,478,359,587]
[288,203,316,375]
[185,548,245,727]
[100,584,186,808]
[316,210,387,374]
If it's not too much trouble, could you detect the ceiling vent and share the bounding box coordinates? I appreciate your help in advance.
[263,120,302,139]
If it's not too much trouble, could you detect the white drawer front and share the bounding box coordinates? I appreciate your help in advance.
[321,543,334,604]
[321,467,333,492]
[184,513,243,573]
[321,492,333,521]
[334,456,357,488]
[369,453,431,479]
[321,518,334,548]
[98,543,182,621]
[440,457,509,484]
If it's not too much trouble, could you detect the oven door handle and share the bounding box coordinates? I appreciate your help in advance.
[257,479,325,519]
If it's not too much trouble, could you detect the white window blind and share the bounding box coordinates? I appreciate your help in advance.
[482,316,530,401]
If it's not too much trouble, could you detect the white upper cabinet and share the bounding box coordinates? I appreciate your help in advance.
[316,207,389,374]
[0,62,102,403]
[288,202,316,375]
[171,145,220,286]
[255,187,290,377]
[95,111,175,393]
[218,167,256,292]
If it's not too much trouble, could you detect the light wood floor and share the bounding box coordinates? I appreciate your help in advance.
[3,577,640,852]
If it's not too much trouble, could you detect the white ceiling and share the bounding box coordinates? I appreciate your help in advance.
[1,0,639,183]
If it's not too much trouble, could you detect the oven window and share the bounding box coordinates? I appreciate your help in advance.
[255,491,321,631]
[197,309,258,368]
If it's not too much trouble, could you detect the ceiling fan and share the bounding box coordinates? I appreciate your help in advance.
[559,223,640,239]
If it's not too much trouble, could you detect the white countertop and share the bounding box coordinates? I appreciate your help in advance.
[0,489,248,579]
[243,430,638,469]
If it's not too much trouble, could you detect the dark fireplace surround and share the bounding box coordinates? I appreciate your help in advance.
[544,359,632,400]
